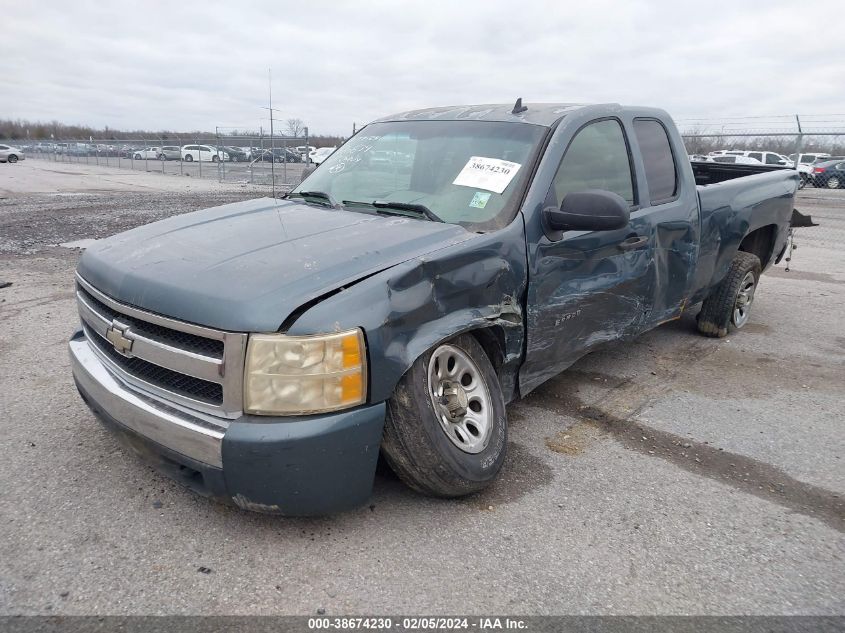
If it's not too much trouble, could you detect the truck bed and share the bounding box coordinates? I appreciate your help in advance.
[689,164,799,303]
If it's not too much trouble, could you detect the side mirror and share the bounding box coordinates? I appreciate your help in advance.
[543,190,630,233]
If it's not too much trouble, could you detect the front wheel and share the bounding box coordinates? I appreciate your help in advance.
[827,176,841,189]
[158,154,167,161]
[7,155,18,163]
[382,333,507,497]
[133,153,142,160]
[211,155,219,163]
[697,251,762,338]
[184,154,193,162]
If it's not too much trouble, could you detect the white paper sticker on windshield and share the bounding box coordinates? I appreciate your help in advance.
[452,156,522,194]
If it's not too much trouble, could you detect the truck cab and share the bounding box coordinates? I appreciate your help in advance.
[70,102,797,514]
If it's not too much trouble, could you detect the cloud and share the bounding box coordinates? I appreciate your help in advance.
[2,0,843,135]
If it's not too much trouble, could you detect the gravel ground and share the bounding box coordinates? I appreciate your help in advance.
[0,162,843,616]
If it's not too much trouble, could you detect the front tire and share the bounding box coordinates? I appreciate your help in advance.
[158,154,167,161]
[382,333,507,497]
[8,154,18,163]
[184,154,193,162]
[697,251,762,338]
[827,176,841,189]
[133,153,142,160]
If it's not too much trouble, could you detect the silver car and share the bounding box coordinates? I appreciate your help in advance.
[0,144,25,163]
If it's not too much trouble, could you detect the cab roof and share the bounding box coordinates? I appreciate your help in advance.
[372,102,607,128]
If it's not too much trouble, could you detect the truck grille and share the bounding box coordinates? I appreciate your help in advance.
[75,275,247,417]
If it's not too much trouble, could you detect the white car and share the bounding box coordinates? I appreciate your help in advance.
[296,145,316,160]
[706,154,765,165]
[310,146,337,165]
[132,147,163,160]
[0,144,25,163]
[181,144,228,162]
[709,150,791,166]
[789,153,831,184]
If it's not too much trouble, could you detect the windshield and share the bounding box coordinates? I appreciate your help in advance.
[293,120,547,231]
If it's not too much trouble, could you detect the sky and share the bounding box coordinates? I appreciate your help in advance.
[2,0,844,136]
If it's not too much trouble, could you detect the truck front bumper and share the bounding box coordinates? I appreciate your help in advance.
[69,331,386,515]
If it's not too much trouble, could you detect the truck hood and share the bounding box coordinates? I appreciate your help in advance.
[77,197,473,332]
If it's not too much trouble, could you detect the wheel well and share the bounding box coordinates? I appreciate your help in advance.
[468,326,506,377]
[739,224,777,268]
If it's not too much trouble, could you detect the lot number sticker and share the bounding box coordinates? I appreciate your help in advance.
[453,156,522,194]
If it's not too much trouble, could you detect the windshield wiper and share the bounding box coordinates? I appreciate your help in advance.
[285,190,339,207]
[370,200,444,223]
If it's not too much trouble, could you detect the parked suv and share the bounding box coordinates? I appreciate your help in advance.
[181,145,228,162]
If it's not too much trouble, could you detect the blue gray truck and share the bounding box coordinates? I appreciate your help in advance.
[70,102,799,514]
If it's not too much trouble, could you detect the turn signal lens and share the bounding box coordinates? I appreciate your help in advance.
[244,329,367,415]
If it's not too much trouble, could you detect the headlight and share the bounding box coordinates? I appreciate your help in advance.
[244,328,367,415]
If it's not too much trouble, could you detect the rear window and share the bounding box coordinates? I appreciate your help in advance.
[748,152,763,162]
[633,119,677,204]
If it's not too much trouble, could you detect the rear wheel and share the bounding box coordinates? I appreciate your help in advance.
[133,153,142,160]
[827,176,841,189]
[158,154,167,161]
[382,333,507,497]
[697,251,762,338]
[211,155,219,163]
[8,154,18,163]
[184,154,193,162]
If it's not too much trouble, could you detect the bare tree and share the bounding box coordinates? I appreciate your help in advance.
[285,118,305,137]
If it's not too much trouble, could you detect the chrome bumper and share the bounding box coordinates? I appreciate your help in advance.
[69,335,227,467]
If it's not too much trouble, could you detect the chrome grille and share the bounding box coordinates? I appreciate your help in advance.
[75,274,247,418]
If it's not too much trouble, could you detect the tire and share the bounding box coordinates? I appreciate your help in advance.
[184,154,193,162]
[158,154,167,161]
[211,155,219,163]
[133,153,142,160]
[697,251,762,338]
[381,333,508,497]
[8,154,18,163]
[827,176,841,189]
[798,174,807,189]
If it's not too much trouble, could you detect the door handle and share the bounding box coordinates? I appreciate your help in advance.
[618,235,649,251]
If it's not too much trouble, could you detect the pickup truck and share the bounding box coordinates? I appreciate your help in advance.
[69,101,799,515]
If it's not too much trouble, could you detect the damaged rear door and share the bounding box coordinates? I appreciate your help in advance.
[520,118,656,393]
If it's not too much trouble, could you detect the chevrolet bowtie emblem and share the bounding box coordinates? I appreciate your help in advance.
[105,322,134,355]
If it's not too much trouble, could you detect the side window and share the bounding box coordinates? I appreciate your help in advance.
[748,152,763,162]
[765,154,782,164]
[549,119,634,207]
[633,119,677,204]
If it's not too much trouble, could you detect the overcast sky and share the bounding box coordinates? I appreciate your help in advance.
[2,0,843,136]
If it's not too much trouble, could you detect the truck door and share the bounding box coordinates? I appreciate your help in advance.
[520,118,656,393]
[629,118,698,325]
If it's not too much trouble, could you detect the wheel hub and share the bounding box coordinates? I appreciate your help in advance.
[439,381,469,419]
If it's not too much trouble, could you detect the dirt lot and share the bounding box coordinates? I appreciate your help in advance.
[0,161,843,615]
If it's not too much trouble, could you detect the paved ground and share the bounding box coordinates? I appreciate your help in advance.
[0,161,843,615]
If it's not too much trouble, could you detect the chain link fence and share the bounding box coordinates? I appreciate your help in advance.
[678,114,845,190]
[1,132,320,189]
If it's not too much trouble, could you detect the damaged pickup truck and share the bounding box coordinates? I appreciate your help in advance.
[70,102,799,514]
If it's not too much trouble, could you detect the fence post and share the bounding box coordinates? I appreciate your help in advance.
[217,127,224,183]
[794,115,804,176]
[197,136,201,178]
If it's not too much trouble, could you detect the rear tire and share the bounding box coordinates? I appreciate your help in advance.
[381,333,507,497]
[827,176,841,189]
[697,251,762,338]
[8,155,18,163]
[184,154,193,162]
[158,154,167,161]
[133,153,142,160]
[212,155,219,163]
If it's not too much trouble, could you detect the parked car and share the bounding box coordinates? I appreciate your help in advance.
[310,146,337,165]
[0,144,25,163]
[706,155,764,165]
[709,150,791,166]
[157,146,181,161]
[222,146,249,162]
[251,148,299,163]
[181,144,228,162]
[787,153,832,186]
[810,159,845,189]
[70,102,799,515]
[132,147,162,160]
